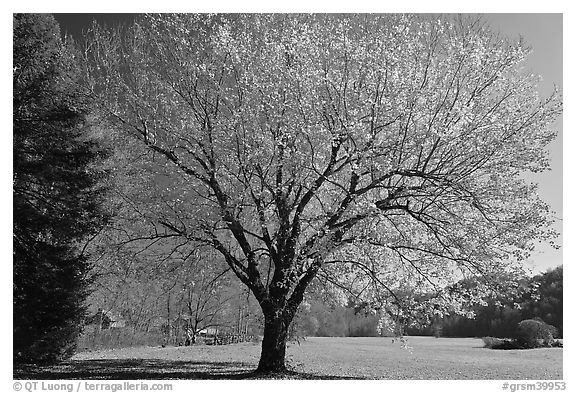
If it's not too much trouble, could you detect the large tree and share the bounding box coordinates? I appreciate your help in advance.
[84,14,561,372]
[13,14,108,363]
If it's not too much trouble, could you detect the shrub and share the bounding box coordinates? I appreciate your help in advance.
[484,320,560,350]
[482,337,522,350]
[515,319,557,349]
[551,339,563,348]
[482,336,504,348]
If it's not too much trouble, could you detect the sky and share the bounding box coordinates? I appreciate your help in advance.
[51,13,563,274]
[481,14,563,273]
[53,13,136,39]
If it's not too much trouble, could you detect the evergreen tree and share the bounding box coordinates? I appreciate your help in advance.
[13,13,107,363]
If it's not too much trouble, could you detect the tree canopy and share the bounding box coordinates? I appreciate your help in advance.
[84,14,561,372]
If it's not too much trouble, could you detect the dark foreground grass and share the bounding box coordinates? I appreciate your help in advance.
[14,336,562,380]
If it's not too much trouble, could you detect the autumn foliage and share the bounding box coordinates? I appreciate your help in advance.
[83,14,561,372]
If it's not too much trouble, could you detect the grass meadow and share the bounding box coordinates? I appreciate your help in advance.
[14,336,562,380]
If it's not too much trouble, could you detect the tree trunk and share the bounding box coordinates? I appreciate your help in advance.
[257,311,292,373]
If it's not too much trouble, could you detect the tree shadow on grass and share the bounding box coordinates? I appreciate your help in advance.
[14,359,360,380]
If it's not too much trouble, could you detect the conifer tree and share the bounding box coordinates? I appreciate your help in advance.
[13,13,108,363]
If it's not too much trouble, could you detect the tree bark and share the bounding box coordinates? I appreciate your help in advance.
[256,310,293,373]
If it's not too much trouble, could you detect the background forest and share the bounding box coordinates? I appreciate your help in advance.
[79,260,562,349]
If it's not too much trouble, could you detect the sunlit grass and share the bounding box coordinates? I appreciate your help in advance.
[286,336,562,379]
[15,336,562,379]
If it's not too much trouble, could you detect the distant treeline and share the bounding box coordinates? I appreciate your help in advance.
[293,300,381,338]
[296,266,562,339]
[413,265,563,339]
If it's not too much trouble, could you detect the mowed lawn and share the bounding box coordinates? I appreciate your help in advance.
[287,337,562,379]
[14,336,562,380]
